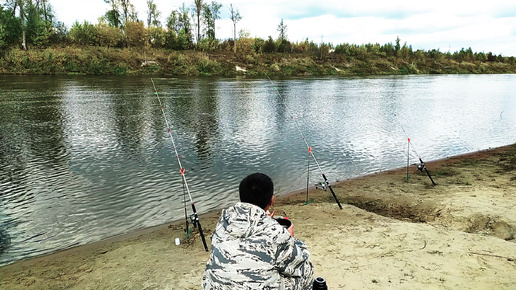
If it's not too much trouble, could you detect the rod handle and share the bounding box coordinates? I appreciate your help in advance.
[191,204,209,252]
[322,174,343,209]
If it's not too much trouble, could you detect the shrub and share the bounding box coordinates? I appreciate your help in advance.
[252,37,265,53]
[125,21,147,48]
[262,36,276,53]
[277,39,291,53]
[68,21,98,46]
[197,58,221,75]
[97,21,124,48]
[148,27,166,48]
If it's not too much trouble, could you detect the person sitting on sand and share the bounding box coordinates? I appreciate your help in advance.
[202,172,314,289]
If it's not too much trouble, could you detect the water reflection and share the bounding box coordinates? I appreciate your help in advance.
[1,74,515,266]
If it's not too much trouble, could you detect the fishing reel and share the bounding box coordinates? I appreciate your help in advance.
[315,181,328,191]
[184,213,200,235]
[185,213,200,230]
[417,161,425,172]
[190,213,200,227]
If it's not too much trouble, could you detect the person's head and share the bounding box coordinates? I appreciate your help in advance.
[239,173,274,210]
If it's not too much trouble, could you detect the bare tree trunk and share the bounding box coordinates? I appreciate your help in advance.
[195,0,203,46]
[229,4,241,54]
[233,23,236,53]
[19,0,27,50]
[197,13,200,44]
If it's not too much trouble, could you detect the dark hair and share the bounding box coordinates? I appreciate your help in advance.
[239,173,274,209]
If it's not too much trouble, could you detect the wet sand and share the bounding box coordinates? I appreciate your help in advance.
[1,144,515,289]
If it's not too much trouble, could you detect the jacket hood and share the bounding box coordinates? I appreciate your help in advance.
[219,202,275,239]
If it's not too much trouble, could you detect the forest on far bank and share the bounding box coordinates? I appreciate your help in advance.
[1,0,515,76]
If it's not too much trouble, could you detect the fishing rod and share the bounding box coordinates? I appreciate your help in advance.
[267,76,343,209]
[393,113,436,186]
[151,78,209,252]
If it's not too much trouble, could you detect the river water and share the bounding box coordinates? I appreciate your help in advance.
[1,74,515,266]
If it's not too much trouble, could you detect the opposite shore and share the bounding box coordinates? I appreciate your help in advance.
[1,46,516,77]
[1,144,515,289]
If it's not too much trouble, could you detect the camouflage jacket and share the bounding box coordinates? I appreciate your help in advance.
[202,202,313,290]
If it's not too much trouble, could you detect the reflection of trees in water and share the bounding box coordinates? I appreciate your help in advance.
[111,77,148,156]
[71,76,161,160]
[0,77,69,248]
[190,80,219,161]
[160,79,220,162]
[5,76,69,170]
[27,99,69,171]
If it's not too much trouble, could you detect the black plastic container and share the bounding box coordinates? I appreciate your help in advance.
[313,276,327,290]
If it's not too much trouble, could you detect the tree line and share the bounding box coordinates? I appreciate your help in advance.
[0,0,245,51]
[1,0,514,77]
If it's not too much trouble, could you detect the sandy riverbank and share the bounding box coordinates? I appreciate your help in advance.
[1,145,515,289]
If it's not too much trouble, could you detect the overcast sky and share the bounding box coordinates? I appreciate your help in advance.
[49,0,516,56]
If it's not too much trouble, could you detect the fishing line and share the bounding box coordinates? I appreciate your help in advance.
[151,78,209,251]
[393,113,436,186]
[267,76,342,209]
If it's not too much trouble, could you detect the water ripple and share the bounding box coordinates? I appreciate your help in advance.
[1,75,516,266]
